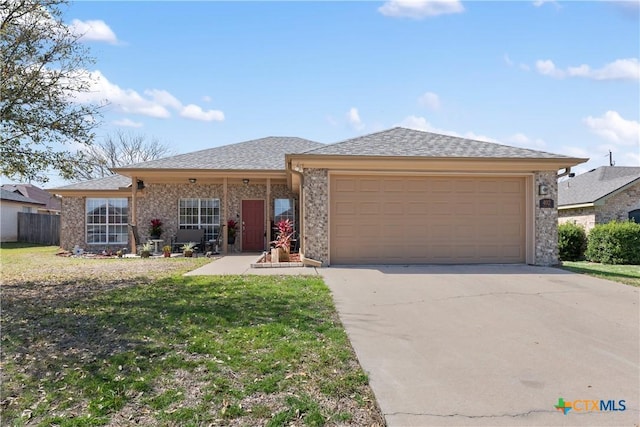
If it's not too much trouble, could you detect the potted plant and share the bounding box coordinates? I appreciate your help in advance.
[162,245,172,258]
[116,249,123,258]
[149,218,163,239]
[181,242,196,257]
[227,219,238,244]
[271,219,294,262]
[140,242,152,258]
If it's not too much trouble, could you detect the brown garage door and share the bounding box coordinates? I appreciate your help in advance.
[330,175,526,264]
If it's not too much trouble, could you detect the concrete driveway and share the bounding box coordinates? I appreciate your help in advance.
[321,265,639,426]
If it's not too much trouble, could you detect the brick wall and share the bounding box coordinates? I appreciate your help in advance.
[558,207,596,230]
[61,182,297,253]
[558,182,640,232]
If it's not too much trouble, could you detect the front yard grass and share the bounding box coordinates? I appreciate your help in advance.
[1,245,383,426]
[561,261,640,287]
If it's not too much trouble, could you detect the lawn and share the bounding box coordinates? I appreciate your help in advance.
[561,261,640,287]
[0,244,383,426]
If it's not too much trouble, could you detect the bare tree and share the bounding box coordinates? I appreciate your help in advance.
[72,131,173,180]
[1,0,102,183]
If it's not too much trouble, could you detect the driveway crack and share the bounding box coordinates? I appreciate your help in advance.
[436,290,577,300]
[385,409,554,419]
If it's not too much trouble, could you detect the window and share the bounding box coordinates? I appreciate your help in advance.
[22,207,33,213]
[179,198,220,241]
[274,198,295,227]
[629,209,640,224]
[86,198,128,244]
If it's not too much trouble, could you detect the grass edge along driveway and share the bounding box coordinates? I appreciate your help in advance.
[1,245,384,426]
[561,261,640,287]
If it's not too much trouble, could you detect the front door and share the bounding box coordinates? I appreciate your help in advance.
[242,200,264,252]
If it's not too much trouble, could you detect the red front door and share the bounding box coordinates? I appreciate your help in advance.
[242,200,264,252]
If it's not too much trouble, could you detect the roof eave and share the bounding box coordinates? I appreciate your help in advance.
[286,154,587,171]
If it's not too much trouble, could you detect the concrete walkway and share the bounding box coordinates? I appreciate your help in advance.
[184,253,319,276]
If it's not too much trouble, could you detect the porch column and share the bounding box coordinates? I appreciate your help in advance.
[223,177,228,254]
[266,177,271,248]
[130,176,137,254]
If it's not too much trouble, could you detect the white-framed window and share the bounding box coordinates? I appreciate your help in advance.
[22,207,33,213]
[274,198,295,227]
[179,198,220,241]
[86,198,128,244]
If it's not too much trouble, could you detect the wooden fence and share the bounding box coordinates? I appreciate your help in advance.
[17,212,60,245]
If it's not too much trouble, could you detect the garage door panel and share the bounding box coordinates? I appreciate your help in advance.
[330,175,526,264]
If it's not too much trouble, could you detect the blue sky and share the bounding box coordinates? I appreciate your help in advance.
[44,1,640,184]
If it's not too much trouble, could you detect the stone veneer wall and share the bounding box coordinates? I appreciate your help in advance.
[60,197,86,250]
[134,182,297,252]
[301,169,329,264]
[535,171,559,266]
[60,196,133,252]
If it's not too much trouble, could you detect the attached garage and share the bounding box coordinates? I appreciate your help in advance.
[330,175,528,264]
[287,127,587,266]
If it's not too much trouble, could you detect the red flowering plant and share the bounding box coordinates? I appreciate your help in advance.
[149,218,163,237]
[272,219,294,252]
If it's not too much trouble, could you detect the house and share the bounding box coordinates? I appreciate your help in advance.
[558,166,640,231]
[1,183,61,214]
[1,189,46,242]
[51,127,586,265]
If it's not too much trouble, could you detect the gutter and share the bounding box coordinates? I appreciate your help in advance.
[557,167,572,179]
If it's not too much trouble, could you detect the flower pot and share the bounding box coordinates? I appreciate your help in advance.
[184,251,193,258]
[141,251,151,258]
[228,236,236,245]
[163,252,171,258]
[278,247,290,262]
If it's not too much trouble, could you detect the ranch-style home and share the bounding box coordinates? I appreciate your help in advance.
[52,127,586,266]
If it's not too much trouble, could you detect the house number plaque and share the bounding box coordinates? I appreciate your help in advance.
[539,198,554,208]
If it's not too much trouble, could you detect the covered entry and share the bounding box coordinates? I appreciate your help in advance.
[329,175,528,264]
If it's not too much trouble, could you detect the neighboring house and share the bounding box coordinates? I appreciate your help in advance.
[51,127,585,266]
[558,166,640,231]
[1,189,45,242]
[1,183,62,214]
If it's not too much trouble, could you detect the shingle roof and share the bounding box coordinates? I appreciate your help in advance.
[1,188,45,205]
[116,136,323,170]
[1,184,61,211]
[50,174,132,191]
[302,127,575,159]
[558,166,640,206]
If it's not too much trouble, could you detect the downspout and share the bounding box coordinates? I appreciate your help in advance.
[557,167,572,179]
[290,166,305,256]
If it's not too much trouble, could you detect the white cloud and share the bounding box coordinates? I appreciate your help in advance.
[418,92,441,110]
[180,104,225,122]
[506,133,547,149]
[113,118,143,128]
[347,107,365,130]
[202,95,212,102]
[533,0,557,7]
[584,111,640,145]
[535,58,640,81]
[378,0,464,19]
[398,115,496,142]
[68,19,118,44]
[70,70,225,122]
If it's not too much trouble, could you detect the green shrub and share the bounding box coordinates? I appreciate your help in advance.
[558,222,587,261]
[585,220,640,265]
